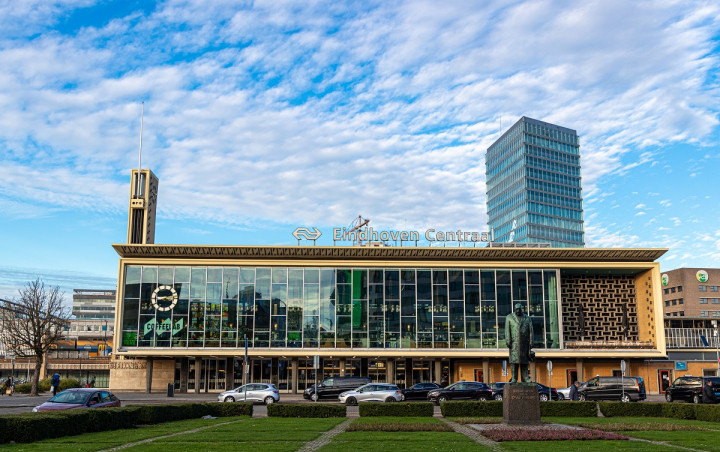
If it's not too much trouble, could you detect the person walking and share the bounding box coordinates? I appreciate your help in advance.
[51,373,60,396]
[5,376,13,396]
[569,380,580,401]
[702,379,718,404]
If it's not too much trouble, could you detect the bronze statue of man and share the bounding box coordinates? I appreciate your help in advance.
[505,302,533,383]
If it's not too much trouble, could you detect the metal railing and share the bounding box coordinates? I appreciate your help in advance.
[665,328,719,348]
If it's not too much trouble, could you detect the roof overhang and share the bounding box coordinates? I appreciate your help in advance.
[112,244,667,263]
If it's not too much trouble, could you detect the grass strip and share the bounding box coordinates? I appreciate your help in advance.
[347,422,453,432]
[450,417,503,425]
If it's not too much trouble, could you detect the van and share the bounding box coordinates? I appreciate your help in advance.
[665,376,720,404]
[578,376,646,402]
[303,376,371,400]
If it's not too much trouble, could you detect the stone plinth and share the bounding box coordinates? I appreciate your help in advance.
[502,383,541,425]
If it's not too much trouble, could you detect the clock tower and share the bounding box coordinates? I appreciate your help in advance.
[127,169,159,244]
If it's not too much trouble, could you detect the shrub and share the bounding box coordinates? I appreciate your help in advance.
[599,402,662,417]
[358,402,433,417]
[58,378,81,391]
[267,403,344,418]
[38,378,51,392]
[206,402,253,417]
[5,411,90,443]
[661,403,696,420]
[540,401,597,417]
[694,404,720,422]
[439,401,502,418]
[13,383,33,394]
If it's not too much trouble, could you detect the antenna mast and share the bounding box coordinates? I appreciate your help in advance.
[138,102,144,171]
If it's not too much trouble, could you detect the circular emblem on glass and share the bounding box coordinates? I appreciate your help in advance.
[661,274,668,286]
[151,285,178,312]
[697,270,709,283]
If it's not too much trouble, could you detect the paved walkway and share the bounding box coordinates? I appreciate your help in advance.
[296,419,353,452]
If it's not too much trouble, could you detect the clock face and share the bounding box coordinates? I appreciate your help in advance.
[151,285,178,312]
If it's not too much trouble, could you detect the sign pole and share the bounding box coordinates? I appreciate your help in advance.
[547,360,553,401]
[620,359,626,402]
[244,336,248,402]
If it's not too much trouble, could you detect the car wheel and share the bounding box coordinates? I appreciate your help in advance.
[621,394,630,403]
[494,394,503,401]
[539,393,549,402]
[224,396,235,403]
[311,393,319,401]
[264,396,275,405]
[693,394,701,404]
[477,395,488,401]
[579,394,586,402]
[438,395,448,403]
[346,396,357,406]
[557,393,565,401]
[665,392,673,403]
[385,397,396,402]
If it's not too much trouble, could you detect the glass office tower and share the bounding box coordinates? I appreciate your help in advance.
[486,117,584,247]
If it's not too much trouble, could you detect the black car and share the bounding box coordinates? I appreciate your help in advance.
[578,376,646,402]
[427,381,492,404]
[665,376,720,404]
[401,382,441,400]
[303,376,371,400]
[490,382,558,401]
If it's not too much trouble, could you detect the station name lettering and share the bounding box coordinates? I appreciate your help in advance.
[333,227,493,243]
[110,361,147,370]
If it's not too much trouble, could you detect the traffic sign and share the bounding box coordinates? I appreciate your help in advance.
[546,361,552,372]
[620,359,626,375]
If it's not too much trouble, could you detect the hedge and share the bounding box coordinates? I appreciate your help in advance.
[359,402,434,417]
[540,401,597,417]
[599,402,662,418]
[439,401,503,418]
[661,403,696,420]
[693,404,720,422]
[58,378,81,391]
[267,403,346,418]
[0,402,252,444]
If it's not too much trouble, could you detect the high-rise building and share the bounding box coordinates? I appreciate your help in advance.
[486,117,584,247]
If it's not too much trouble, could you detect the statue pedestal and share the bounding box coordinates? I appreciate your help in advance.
[502,383,541,425]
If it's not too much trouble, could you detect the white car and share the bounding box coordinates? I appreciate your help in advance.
[557,382,584,401]
[338,383,404,405]
[218,383,279,404]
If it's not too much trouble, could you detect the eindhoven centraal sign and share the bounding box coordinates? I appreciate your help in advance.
[293,226,494,244]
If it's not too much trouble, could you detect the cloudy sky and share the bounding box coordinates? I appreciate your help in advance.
[1,0,719,301]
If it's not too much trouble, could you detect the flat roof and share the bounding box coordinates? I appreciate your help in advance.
[112,244,667,263]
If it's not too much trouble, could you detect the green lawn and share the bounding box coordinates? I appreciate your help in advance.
[2,414,720,451]
[0,417,343,452]
[316,431,489,452]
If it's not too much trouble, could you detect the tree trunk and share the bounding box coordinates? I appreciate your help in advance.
[31,354,43,396]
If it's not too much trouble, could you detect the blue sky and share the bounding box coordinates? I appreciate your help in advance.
[1,0,719,301]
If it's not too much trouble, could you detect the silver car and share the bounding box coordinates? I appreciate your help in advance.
[217,383,279,404]
[338,383,404,405]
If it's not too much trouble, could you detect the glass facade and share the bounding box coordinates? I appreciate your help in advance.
[486,116,584,247]
[121,266,560,350]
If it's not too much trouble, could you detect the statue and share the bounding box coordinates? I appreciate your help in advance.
[505,302,533,383]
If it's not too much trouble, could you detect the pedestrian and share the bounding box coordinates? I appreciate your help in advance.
[569,380,580,401]
[51,373,60,396]
[702,379,718,404]
[5,376,13,396]
[90,376,96,388]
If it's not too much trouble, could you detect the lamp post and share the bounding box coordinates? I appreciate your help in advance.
[712,320,719,376]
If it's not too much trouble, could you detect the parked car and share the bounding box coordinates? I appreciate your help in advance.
[490,382,559,401]
[665,376,720,404]
[218,383,279,404]
[427,381,492,404]
[401,382,441,400]
[578,376,646,402]
[33,388,121,412]
[338,383,404,405]
[303,376,371,401]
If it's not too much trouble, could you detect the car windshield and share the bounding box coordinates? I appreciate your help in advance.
[50,391,91,404]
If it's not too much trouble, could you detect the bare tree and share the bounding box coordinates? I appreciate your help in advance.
[1,279,69,396]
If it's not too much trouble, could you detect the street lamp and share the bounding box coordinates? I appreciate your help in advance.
[712,320,719,376]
